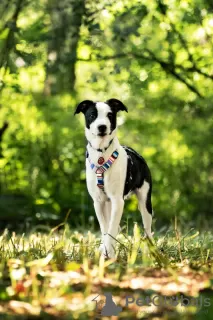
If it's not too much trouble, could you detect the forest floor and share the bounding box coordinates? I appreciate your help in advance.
[0,222,213,319]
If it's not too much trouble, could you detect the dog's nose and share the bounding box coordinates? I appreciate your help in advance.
[98,125,107,133]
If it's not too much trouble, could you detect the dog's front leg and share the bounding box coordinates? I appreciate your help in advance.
[93,200,107,251]
[104,197,124,259]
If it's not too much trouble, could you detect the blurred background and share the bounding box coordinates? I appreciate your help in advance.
[0,0,212,231]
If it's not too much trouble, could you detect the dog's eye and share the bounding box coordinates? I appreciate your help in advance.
[89,114,95,120]
[108,113,113,120]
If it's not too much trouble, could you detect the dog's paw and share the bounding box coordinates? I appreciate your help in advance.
[100,242,116,260]
[99,243,105,253]
[143,232,154,241]
[102,249,116,260]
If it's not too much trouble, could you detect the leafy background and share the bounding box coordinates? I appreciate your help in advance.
[0,0,213,231]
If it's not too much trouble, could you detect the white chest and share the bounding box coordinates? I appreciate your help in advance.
[86,146,128,201]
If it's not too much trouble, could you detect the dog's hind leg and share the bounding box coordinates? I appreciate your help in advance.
[136,181,153,238]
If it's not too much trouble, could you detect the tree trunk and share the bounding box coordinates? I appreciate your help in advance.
[44,0,85,95]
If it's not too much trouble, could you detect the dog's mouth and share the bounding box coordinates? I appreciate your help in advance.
[98,133,107,137]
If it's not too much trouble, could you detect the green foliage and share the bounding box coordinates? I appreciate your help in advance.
[0,0,213,227]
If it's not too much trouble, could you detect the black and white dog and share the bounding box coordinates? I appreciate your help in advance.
[74,99,153,259]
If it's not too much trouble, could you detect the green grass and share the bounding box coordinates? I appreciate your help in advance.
[0,222,213,319]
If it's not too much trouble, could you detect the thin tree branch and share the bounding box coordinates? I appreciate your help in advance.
[145,49,203,97]
[77,53,132,62]
[170,23,196,67]
[175,65,213,80]
[78,50,206,97]
[169,68,203,98]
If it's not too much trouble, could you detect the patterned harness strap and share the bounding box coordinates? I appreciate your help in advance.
[87,150,119,191]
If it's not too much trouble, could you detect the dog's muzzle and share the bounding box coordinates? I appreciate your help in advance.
[98,125,107,136]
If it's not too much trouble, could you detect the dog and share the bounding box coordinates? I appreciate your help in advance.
[74,98,153,259]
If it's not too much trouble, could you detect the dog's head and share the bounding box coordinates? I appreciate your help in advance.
[74,99,128,142]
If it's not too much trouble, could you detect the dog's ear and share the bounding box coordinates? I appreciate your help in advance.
[74,100,94,115]
[106,98,128,113]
